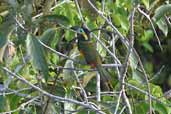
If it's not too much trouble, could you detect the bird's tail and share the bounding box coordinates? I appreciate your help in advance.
[96,65,113,91]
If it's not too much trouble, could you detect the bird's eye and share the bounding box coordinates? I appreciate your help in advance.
[79,28,84,33]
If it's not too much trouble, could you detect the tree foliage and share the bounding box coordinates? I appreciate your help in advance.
[0,0,171,114]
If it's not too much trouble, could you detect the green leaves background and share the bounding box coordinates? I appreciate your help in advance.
[0,0,171,114]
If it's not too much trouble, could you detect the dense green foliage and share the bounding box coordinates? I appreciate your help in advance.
[0,0,171,114]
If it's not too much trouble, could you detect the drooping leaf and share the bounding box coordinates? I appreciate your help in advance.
[0,87,5,111]
[37,14,70,26]
[26,33,49,80]
[143,43,153,52]
[129,52,138,70]
[132,70,145,83]
[0,32,7,62]
[156,18,168,36]
[39,28,56,45]
[153,4,171,22]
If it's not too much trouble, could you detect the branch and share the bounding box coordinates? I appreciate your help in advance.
[133,49,152,113]
[0,96,39,114]
[87,0,129,48]
[32,0,71,20]
[0,87,32,98]
[53,64,121,72]
[38,40,79,63]
[2,67,105,114]
[137,6,163,51]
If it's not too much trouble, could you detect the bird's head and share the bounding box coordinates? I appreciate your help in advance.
[71,26,90,41]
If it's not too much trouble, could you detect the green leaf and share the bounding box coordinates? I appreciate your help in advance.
[153,4,171,22]
[39,28,56,45]
[127,79,146,98]
[140,30,154,42]
[41,14,70,26]
[134,102,149,114]
[0,96,5,112]
[0,32,7,48]
[143,43,153,52]
[129,52,138,70]
[53,2,78,25]
[97,42,107,57]
[144,62,153,74]
[132,70,145,82]
[112,11,129,32]
[156,18,168,36]
[26,33,49,80]
[64,30,75,41]
[150,83,163,97]
[153,102,168,114]
[144,30,153,40]
[141,0,149,9]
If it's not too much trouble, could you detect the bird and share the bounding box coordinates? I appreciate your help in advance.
[72,26,113,91]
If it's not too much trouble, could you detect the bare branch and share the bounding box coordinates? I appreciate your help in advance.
[137,6,163,51]
[38,40,79,63]
[32,0,71,20]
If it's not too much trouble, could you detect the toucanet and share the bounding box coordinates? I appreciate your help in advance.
[72,26,113,91]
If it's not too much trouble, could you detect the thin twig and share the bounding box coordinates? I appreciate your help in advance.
[0,96,39,114]
[124,82,163,103]
[74,0,85,24]
[148,65,165,82]
[111,27,121,80]
[133,48,152,113]
[87,0,129,48]
[114,90,122,114]
[119,7,137,114]
[95,0,107,104]
[119,106,127,114]
[0,87,32,97]
[74,0,123,66]
[71,52,89,103]
[38,40,79,63]
[32,0,71,20]
[96,72,101,102]
[53,64,121,72]
[14,16,28,31]
[137,6,163,51]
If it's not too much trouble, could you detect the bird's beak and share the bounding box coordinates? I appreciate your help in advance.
[82,32,88,40]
